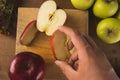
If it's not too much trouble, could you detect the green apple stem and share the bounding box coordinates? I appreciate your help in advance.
[107,29,114,36]
[105,0,116,3]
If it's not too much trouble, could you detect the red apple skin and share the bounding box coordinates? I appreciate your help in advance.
[8,52,45,80]
[50,30,58,60]
[19,20,38,45]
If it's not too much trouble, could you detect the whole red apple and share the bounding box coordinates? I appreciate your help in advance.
[8,52,45,80]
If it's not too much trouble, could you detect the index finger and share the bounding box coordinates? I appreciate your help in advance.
[58,26,87,50]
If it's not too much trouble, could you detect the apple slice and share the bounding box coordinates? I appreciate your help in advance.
[37,0,67,36]
[50,30,76,61]
[50,30,70,61]
[19,20,38,45]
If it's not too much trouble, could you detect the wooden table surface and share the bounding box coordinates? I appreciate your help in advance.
[0,0,120,80]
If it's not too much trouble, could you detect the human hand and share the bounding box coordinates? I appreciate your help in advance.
[55,26,119,80]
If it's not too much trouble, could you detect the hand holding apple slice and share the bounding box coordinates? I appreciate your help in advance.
[51,30,76,61]
[37,0,67,36]
[19,20,38,45]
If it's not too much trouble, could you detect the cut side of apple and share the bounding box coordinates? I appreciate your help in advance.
[50,30,76,61]
[50,30,70,61]
[19,20,38,45]
[37,0,67,36]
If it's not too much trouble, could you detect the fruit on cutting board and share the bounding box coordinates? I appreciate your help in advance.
[71,0,95,10]
[50,30,76,61]
[96,18,120,44]
[93,0,118,18]
[19,20,38,45]
[8,52,45,80]
[37,0,67,36]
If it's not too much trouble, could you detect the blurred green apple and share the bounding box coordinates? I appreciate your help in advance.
[115,8,120,19]
[71,0,95,10]
[93,0,118,18]
[96,18,120,44]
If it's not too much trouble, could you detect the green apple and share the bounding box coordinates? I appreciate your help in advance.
[93,0,118,18]
[96,18,120,44]
[71,0,95,10]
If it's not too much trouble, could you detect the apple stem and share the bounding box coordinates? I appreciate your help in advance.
[107,29,114,36]
[22,64,31,71]
[105,0,116,3]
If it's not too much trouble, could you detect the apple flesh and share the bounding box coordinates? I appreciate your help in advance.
[8,52,45,80]
[37,0,67,36]
[50,30,75,61]
[96,18,120,44]
[19,20,38,45]
[50,30,70,61]
[71,0,95,10]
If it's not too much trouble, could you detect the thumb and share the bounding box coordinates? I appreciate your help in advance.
[55,60,77,79]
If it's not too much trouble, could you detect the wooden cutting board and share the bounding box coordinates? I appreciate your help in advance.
[16,8,88,80]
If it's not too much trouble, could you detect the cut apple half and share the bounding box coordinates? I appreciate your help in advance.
[37,0,67,36]
[50,30,76,61]
[19,20,38,45]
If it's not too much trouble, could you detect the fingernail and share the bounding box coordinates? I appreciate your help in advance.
[58,26,62,30]
[55,60,62,66]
